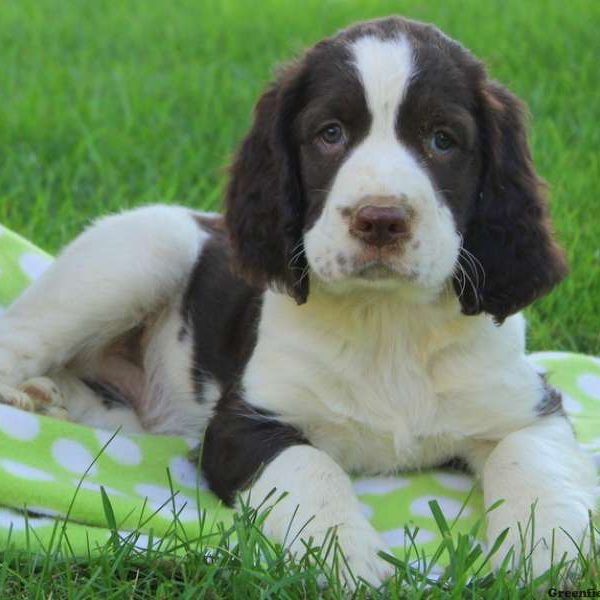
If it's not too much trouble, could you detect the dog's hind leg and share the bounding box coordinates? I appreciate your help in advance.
[0,372,145,433]
[0,205,208,388]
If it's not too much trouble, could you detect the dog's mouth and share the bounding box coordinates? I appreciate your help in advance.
[352,259,418,282]
[308,246,422,287]
[355,261,398,280]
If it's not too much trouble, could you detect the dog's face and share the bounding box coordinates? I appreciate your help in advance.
[299,32,479,295]
[226,17,567,321]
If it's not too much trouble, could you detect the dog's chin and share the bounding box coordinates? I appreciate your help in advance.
[353,261,417,282]
[310,259,447,303]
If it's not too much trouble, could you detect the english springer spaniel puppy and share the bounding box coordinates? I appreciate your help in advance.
[0,16,596,587]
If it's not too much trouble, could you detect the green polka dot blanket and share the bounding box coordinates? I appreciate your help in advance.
[0,223,599,566]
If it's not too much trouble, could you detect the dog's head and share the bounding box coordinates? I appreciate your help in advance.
[225,17,567,321]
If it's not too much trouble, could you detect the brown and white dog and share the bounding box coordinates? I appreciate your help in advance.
[0,16,596,586]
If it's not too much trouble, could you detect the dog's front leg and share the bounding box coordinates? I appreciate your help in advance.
[0,205,203,386]
[475,415,597,576]
[246,445,393,586]
[201,406,393,590]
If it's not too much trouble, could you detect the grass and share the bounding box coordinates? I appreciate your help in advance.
[1,0,599,353]
[2,476,599,598]
[0,0,599,596]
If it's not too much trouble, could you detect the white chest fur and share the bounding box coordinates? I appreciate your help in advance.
[242,286,543,474]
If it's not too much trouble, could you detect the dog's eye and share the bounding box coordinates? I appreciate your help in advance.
[430,130,456,154]
[319,122,345,146]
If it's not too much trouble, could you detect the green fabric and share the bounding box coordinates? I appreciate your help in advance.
[1,222,599,563]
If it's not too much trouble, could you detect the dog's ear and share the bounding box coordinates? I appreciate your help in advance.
[225,64,309,304]
[455,81,568,322]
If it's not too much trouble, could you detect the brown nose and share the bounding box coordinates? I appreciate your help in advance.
[349,205,411,247]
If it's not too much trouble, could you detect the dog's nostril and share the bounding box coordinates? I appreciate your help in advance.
[350,205,411,247]
[356,220,374,233]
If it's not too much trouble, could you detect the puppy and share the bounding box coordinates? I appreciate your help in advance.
[0,16,596,587]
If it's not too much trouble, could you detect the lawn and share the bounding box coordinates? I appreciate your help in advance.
[0,0,599,596]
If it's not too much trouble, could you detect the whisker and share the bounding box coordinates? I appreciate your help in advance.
[453,262,467,298]
[452,239,479,301]
[461,263,478,301]
[457,233,486,289]
[296,264,311,286]
[461,247,486,287]
[288,247,305,268]
[459,248,483,289]
[287,240,305,269]
[458,248,480,289]
[434,188,453,196]
[458,265,468,298]
[288,239,304,256]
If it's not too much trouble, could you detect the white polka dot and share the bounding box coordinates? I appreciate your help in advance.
[134,483,177,503]
[412,529,436,544]
[353,476,410,495]
[382,527,436,547]
[119,532,163,551]
[359,502,374,520]
[151,501,199,523]
[0,508,53,530]
[562,393,583,415]
[19,253,52,280]
[577,374,600,400]
[95,430,142,466]
[413,561,445,580]
[75,480,125,497]
[168,456,206,490]
[0,459,54,481]
[134,483,198,521]
[432,471,474,492]
[0,404,40,440]
[410,495,472,519]
[51,439,98,476]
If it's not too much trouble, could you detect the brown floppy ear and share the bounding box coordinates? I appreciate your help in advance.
[225,65,309,304]
[455,82,568,322]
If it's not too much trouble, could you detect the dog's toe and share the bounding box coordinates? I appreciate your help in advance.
[290,523,394,591]
[0,382,36,411]
[334,527,394,589]
[20,377,62,406]
[18,377,69,419]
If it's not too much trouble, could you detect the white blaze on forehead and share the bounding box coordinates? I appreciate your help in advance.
[350,35,413,136]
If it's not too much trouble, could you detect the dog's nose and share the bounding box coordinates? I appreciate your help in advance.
[349,205,411,247]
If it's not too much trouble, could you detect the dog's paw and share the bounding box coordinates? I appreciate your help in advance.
[19,377,69,420]
[291,522,393,590]
[487,508,591,578]
[332,525,394,588]
[0,377,69,420]
[0,382,36,411]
